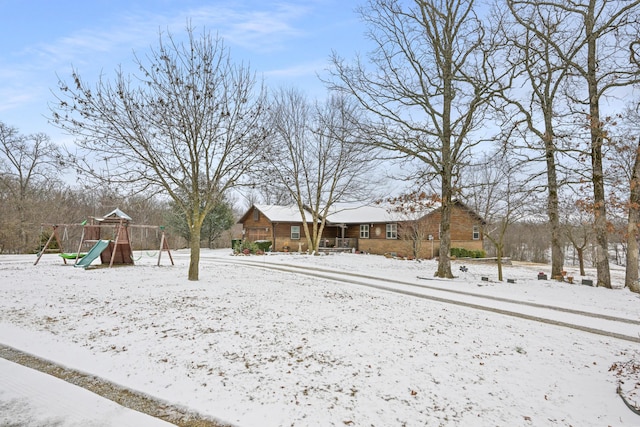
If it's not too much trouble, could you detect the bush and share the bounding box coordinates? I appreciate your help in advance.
[235,239,259,254]
[231,239,242,251]
[450,247,485,258]
[254,240,272,253]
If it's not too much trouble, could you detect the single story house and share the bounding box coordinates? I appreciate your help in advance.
[237,201,484,258]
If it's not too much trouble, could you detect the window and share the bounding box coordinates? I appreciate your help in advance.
[386,223,397,239]
[360,224,370,239]
[253,209,259,221]
[291,226,300,240]
[473,225,480,240]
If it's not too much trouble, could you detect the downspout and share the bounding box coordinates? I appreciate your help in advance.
[272,222,277,252]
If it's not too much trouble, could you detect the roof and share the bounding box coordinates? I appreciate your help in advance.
[252,204,309,223]
[239,203,409,225]
[99,208,132,222]
[239,200,483,226]
[325,204,401,224]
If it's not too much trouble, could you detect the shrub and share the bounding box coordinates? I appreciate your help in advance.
[235,239,259,254]
[254,240,272,252]
[450,247,485,258]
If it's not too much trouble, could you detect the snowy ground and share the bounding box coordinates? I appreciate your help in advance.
[1,249,640,426]
[0,357,175,427]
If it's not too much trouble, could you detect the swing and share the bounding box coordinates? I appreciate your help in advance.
[130,228,143,261]
[34,214,173,268]
[59,252,87,260]
[129,227,157,260]
[145,228,158,256]
[59,225,86,260]
[143,228,157,256]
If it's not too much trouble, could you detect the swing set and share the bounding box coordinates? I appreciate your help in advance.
[34,208,174,268]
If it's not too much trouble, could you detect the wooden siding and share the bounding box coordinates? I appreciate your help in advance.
[242,206,273,243]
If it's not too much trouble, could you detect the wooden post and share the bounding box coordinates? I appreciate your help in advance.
[109,219,124,268]
[34,225,64,266]
[74,224,86,265]
[157,231,174,266]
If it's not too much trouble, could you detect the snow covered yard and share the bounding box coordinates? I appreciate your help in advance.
[1,249,639,426]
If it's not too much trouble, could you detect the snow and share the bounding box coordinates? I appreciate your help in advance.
[1,250,640,426]
[250,203,402,224]
[0,357,174,427]
[252,205,308,222]
[324,203,398,224]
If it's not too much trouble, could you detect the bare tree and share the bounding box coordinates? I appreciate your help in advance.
[464,152,533,281]
[525,0,640,287]
[608,106,640,291]
[327,0,503,278]
[625,143,640,291]
[499,2,583,279]
[561,198,594,277]
[267,87,377,254]
[50,26,269,280]
[247,181,294,206]
[0,122,63,252]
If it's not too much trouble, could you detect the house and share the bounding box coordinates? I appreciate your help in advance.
[238,201,484,258]
[238,205,307,252]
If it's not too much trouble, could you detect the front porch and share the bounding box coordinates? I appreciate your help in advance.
[318,237,358,253]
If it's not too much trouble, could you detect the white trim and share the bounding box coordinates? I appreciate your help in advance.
[473,225,480,240]
[386,223,397,239]
[360,224,370,239]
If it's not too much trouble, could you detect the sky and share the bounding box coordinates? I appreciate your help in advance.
[0,0,370,145]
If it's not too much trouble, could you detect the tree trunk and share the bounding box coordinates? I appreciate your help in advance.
[592,136,611,287]
[188,225,201,281]
[626,226,639,292]
[625,140,640,292]
[307,216,320,255]
[497,244,504,282]
[436,198,453,278]
[586,0,611,288]
[313,220,322,255]
[436,48,454,280]
[544,131,564,277]
[17,197,28,253]
[577,247,585,276]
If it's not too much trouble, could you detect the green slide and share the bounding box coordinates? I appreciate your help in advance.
[74,240,110,268]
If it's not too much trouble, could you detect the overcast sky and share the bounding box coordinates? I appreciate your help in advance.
[0,0,369,144]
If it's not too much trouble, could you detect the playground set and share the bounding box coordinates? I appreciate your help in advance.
[34,208,174,268]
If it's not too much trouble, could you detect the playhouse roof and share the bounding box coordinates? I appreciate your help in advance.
[100,208,132,222]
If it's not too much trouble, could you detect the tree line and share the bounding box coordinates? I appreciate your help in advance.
[2,0,640,288]
[0,122,236,255]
